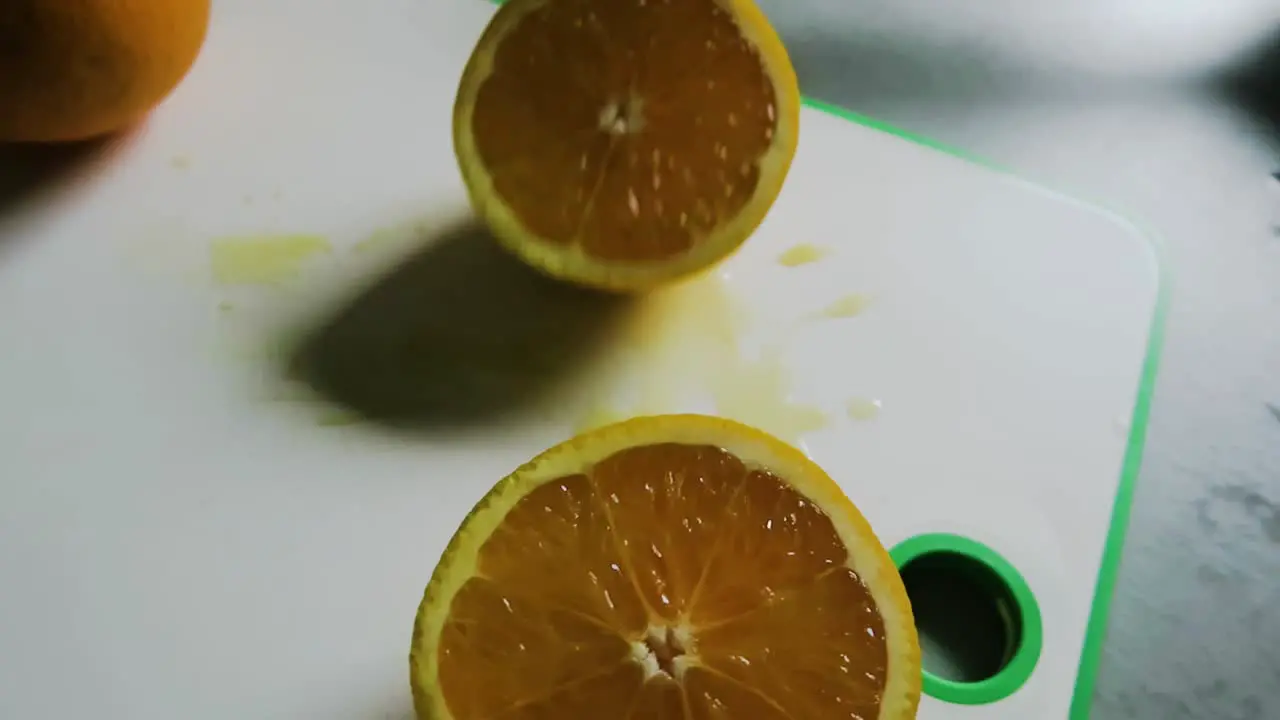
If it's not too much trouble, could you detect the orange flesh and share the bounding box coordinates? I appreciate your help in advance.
[471,0,778,262]
[437,444,888,719]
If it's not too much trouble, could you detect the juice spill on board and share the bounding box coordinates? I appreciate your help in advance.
[708,345,829,439]
[207,233,347,426]
[571,274,828,443]
[210,234,332,286]
[777,243,829,267]
[846,398,882,421]
[818,293,871,319]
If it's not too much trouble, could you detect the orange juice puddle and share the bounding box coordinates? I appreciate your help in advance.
[569,274,827,444]
[816,294,870,319]
[776,243,829,267]
[210,234,332,287]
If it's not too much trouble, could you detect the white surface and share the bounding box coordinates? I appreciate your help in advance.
[0,1,1159,718]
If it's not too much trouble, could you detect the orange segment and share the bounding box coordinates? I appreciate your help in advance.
[683,666,792,718]
[473,472,649,633]
[411,415,920,720]
[688,467,851,624]
[591,444,748,622]
[453,0,801,290]
[436,579,634,717]
[696,568,889,718]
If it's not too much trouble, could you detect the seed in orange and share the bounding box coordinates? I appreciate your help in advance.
[410,414,921,719]
[452,0,801,291]
[0,0,211,143]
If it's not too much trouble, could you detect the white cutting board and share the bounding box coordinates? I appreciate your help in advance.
[0,1,1163,718]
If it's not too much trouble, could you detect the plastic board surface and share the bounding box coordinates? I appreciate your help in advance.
[0,1,1162,718]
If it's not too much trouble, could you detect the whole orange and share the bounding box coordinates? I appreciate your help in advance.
[0,0,211,143]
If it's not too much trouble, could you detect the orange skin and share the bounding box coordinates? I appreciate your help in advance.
[0,0,211,143]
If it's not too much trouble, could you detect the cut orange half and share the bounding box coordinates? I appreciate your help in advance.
[410,415,921,719]
[453,0,801,291]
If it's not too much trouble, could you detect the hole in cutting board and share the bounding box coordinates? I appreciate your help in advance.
[890,534,1042,705]
[899,551,1020,683]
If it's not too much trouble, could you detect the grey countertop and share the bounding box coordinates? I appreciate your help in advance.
[762,1,1280,717]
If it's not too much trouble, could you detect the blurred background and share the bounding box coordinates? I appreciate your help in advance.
[757,1,1280,717]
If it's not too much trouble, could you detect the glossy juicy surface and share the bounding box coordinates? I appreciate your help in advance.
[471,0,778,262]
[436,443,888,719]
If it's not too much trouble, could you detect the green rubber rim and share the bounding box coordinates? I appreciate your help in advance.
[889,533,1044,704]
[801,98,1168,718]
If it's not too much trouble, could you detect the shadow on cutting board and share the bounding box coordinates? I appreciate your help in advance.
[1221,23,1280,145]
[0,135,122,225]
[290,218,632,430]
